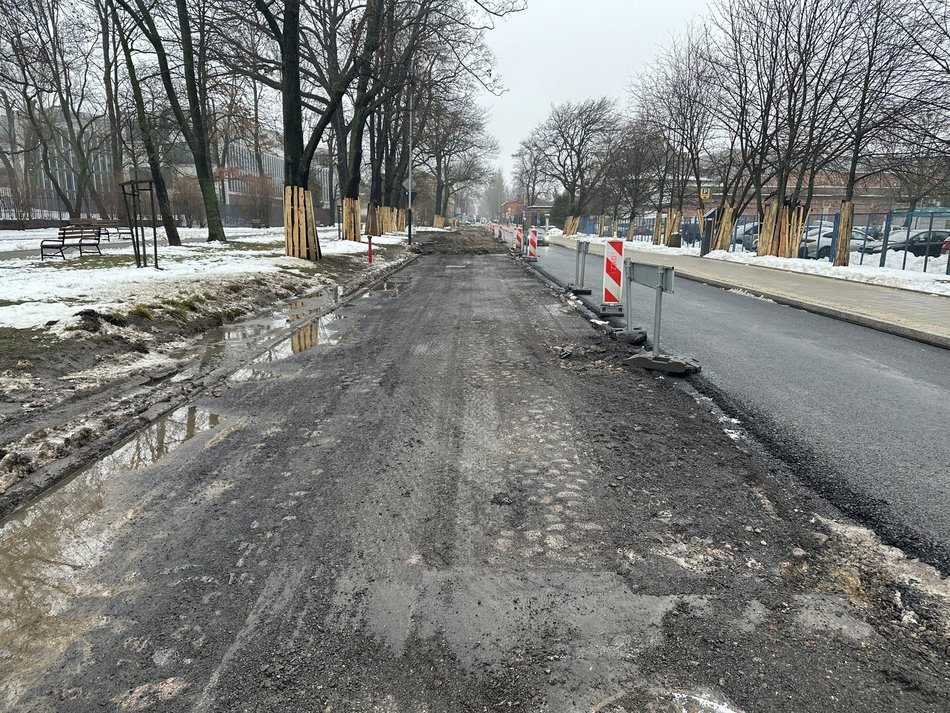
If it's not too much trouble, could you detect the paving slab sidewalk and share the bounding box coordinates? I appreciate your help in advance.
[549,235,950,349]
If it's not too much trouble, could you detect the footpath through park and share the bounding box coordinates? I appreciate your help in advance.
[545,234,950,350]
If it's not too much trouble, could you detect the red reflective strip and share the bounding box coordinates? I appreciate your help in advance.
[605,257,621,284]
[604,287,619,303]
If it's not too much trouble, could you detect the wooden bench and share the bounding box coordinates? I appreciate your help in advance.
[41,225,103,260]
[70,219,134,242]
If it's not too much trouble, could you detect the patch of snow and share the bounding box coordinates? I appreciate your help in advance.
[0,226,287,254]
[727,288,776,303]
[0,244,318,329]
[707,249,950,297]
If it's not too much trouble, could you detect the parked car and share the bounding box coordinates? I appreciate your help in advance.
[732,222,759,251]
[799,227,870,259]
[860,229,950,257]
[942,237,950,255]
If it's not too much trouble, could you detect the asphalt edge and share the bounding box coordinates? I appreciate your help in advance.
[546,236,949,351]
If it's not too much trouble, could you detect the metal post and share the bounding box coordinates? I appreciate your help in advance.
[653,283,663,358]
[149,182,159,269]
[574,245,582,286]
[624,263,635,330]
[578,241,588,289]
[407,71,413,247]
[901,211,913,270]
[924,213,934,272]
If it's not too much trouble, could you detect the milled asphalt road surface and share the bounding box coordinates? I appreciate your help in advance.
[532,240,950,570]
[2,232,950,712]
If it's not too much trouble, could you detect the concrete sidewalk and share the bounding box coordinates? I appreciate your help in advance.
[549,235,950,349]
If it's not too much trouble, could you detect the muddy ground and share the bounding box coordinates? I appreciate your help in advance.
[0,240,414,518]
[0,228,948,711]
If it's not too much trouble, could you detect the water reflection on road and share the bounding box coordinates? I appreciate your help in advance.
[0,406,219,700]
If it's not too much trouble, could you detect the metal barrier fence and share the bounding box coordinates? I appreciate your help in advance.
[724,209,949,274]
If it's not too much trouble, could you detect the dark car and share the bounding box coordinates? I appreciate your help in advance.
[861,229,950,257]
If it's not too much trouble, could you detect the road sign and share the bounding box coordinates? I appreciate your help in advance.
[699,187,711,201]
[402,177,412,189]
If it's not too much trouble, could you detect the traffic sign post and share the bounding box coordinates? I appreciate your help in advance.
[623,260,700,374]
[569,240,592,295]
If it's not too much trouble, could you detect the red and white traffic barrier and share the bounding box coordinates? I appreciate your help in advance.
[514,226,523,253]
[526,228,538,261]
[601,239,624,315]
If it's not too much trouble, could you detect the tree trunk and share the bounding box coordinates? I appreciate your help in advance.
[173,0,225,242]
[112,1,180,245]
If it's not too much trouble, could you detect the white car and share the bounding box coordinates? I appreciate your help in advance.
[799,227,870,259]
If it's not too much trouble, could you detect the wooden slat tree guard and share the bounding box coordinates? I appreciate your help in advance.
[714,205,734,252]
[342,196,361,241]
[834,201,854,266]
[283,186,321,261]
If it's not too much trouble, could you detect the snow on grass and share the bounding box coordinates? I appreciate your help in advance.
[0,229,409,329]
[706,249,950,297]
[0,226,278,253]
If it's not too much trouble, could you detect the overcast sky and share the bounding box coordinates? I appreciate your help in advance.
[482,0,711,180]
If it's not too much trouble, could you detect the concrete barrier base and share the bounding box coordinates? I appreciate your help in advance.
[625,353,701,375]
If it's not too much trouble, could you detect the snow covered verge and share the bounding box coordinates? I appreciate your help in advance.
[0,230,409,508]
[705,249,950,297]
[551,232,950,297]
[0,228,405,329]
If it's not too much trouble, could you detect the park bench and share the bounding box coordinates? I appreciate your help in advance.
[41,225,103,260]
[70,218,134,242]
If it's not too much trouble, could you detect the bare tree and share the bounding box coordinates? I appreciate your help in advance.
[113,0,226,240]
[532,98,619,235]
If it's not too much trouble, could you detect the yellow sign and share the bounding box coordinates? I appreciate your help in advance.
[699,187,711,201]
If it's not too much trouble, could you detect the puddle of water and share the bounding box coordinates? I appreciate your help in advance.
[227,366,280,384]
[594,689,743,713]
[169,290,336,373]
[372,279,412,296]
[248,313,352,365]
[0,406,219,680]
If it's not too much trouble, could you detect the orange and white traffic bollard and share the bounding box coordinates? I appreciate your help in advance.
[600,239,624,316]
[526,228,538,262]
[514,226,523,253]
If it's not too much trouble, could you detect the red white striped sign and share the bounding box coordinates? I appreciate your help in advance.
[527,228,538,259]
[514,227,523,251]
[603,239,624,304]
